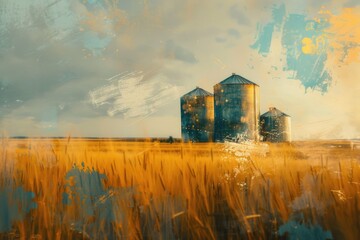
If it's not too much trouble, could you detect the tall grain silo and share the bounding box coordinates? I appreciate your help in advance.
[181,87,214,142]
[214,73,260,142]
[260,107,291,142]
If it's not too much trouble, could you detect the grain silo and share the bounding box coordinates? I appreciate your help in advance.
[181,87,214,142]
[260,107,291,142]
[214,73,260,142]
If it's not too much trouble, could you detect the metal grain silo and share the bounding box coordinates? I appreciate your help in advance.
[260,107,291,142]
[181,87,214,142]
[214,73,260,142]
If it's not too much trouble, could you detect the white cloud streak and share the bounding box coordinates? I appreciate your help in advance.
[89,71,182,118]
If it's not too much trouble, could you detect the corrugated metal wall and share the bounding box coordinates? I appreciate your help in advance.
[181,90,214,142]
[214,83,260,142]
[260,108,291,142]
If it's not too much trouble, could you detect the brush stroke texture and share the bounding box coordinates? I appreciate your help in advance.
[0,187,37,232]
[252,4,332,92]
[89,71,182,118]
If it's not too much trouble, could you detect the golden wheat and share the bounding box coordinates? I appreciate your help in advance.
[0,138,359,239]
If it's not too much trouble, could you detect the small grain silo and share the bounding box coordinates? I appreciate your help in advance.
[260,107,291,142]
[181,87,214,142]
[214,73,260,142]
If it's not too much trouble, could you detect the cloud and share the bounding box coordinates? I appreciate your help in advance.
[0,0,359,139]
[344,0,360,7]
[0,0,202,137]
[229,4,249,25]
[89,71,183,118]
[215,37,227,43]
[228,28,240,38]
[0,0,195,123]
[164,40,197,64]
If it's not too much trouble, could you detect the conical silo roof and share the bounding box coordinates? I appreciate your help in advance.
[182,87,213,98]
[218,73,258,86]
[261,107,290,117]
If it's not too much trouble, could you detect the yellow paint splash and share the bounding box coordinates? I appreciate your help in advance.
[302,37,326,55]
[302,38,316,54]
[328,7,360,64]
[301,7,360,64]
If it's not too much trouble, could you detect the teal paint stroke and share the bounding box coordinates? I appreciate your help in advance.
[282,14,331,92]
[279,214,333,239]
[81,32,112,56]
[63,164,124,219]
[251,4,285,56]
[251,23,275,56]
[80,0,107,11]
[0,187,37,233]
[62,163,186,239]
[62,164,136,238]
[251,4,332,93]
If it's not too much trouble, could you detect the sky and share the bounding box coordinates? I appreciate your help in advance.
[0,0,359,140]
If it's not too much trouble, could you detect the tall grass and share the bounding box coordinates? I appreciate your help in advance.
[0,138,359,239]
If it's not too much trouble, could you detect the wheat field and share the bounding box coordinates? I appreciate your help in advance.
[0,138,359,239]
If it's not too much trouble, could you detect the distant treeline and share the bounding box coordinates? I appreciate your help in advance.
[8,136,182,143]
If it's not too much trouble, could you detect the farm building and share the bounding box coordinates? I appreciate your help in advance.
[180,87,214,142]
[214,73,260,142]
[180,73,291,143]
[260,107,291,142]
